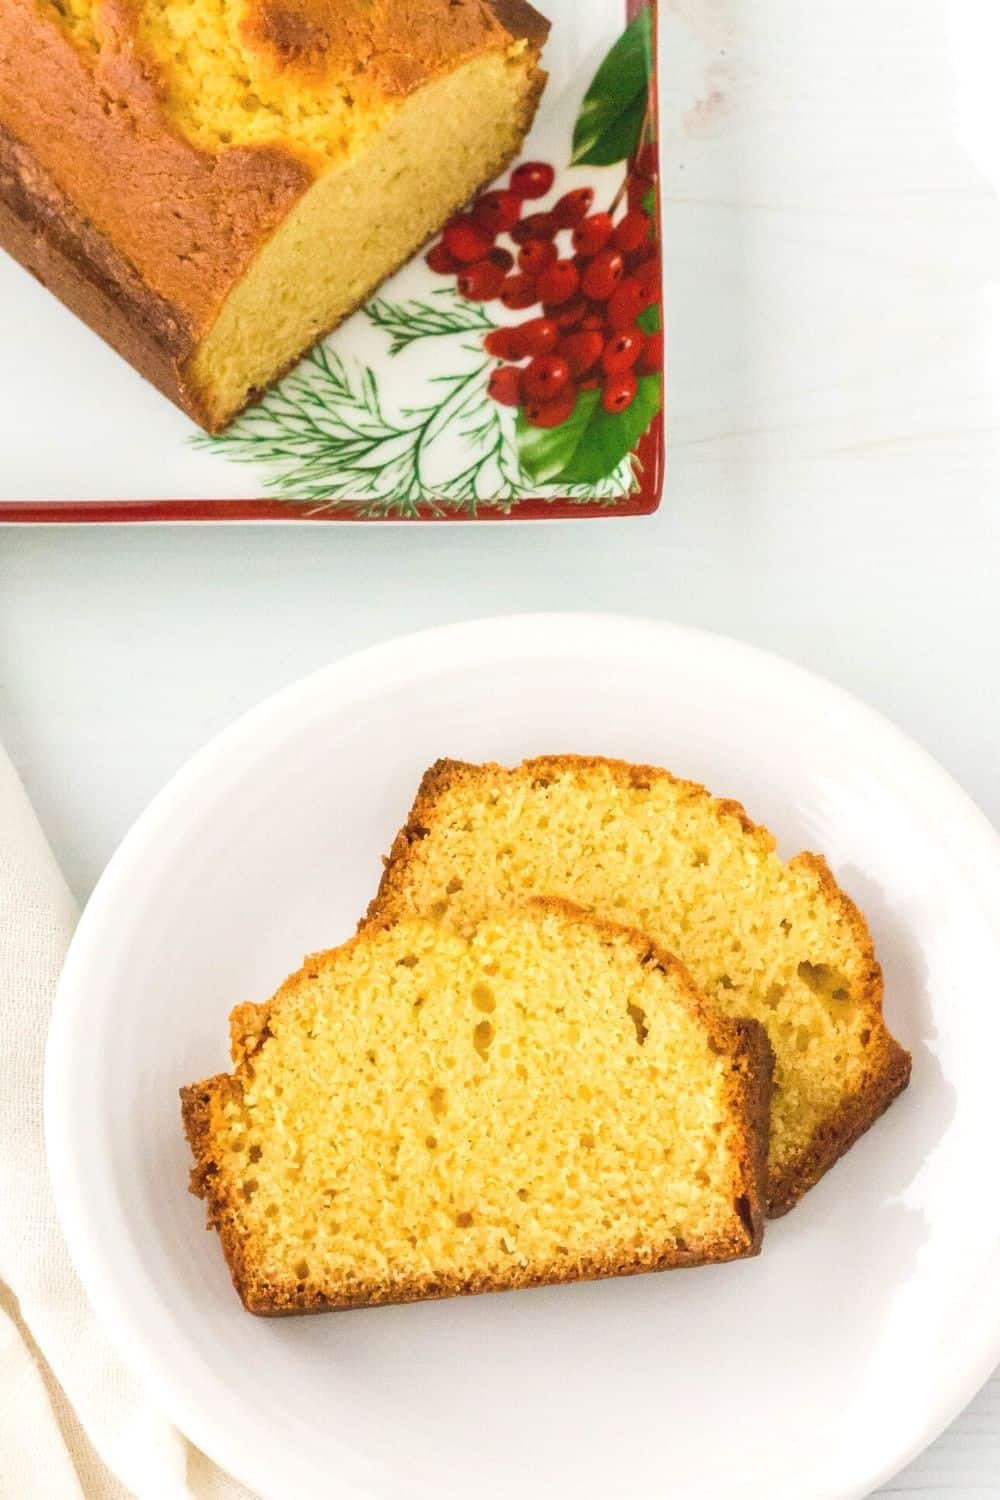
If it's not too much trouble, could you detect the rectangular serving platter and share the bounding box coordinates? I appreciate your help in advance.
[0,0,661,522]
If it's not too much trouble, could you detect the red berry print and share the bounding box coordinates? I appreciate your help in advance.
[516,316,560,356]
[483,327,523,360]
[443,214,494,264]
[510,160,555,199]
[426,242,461,275]
[440,154,661,434]
[572,212,614,257]
[488,366,523,407]
[607,279,645,331]
[602,370,637,413]
[581,248,625,301]
[523,355,571,403]
[552,187,595,227]
[474,189,522,235]
[614,210,651,255]
[634,254,662,304]
[560,330,603,377]
[510,211,558,245]
[547,296,588,331]
[518,240,557,275]
[536,259,580,307]
[500,273,538,310]
[637,330,664,373]
[457,259,505,301]
[601,328,644,374]
[524,389,577,428]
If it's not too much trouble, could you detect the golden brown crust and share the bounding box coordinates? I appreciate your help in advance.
[367,756,912,1218]
[766,1039,910,1216]
[486,0,552,47]
[180,1075,263,1311]
[528,754,770,841]
[0,0,548,429]
[182,901,773,1315]
[206,1237,749,1319]
[0,124,210,423]
[766,851,912,1215]
[242,0,550,89]
[726,1019,773,1249]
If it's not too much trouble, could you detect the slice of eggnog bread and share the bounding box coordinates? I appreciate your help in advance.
[182,900,772,1314]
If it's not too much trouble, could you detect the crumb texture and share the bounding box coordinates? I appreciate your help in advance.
[182,904,771,1313]
[370,757,911,1213]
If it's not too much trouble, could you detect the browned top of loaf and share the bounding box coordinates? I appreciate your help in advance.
[0,0,548,351]
[242,0,549,86]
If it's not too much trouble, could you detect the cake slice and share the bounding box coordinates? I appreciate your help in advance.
[0,0,549,430]
[182,902,772,1314]
[368,757,912,1216]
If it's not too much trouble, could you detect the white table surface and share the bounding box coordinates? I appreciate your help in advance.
[2,0,999,1494]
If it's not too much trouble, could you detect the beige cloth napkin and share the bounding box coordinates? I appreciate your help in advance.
[0,743,255,1500]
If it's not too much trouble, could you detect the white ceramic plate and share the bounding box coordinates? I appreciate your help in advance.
[47,614,1000,1500]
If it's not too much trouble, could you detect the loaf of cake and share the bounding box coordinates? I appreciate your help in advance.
[182,902,772,1314]
[0,0,549,430]
[369,756,912,1216]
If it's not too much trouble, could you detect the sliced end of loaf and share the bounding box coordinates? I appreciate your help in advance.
[187,45,547,430]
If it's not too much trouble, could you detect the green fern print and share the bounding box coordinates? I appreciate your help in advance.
[194,291,640,517]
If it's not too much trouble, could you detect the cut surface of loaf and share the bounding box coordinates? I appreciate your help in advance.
[182,902,772,1314]
[369,757,912,1216]
[0,0,548,429]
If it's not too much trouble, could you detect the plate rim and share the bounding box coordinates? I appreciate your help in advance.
[45,611,1000,1500]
